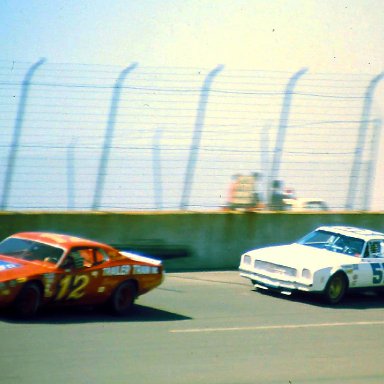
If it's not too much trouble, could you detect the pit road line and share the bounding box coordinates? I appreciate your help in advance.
[170,320,384,333]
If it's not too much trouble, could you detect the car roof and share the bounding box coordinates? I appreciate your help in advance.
[316,226,384,240]
[10,232,112,250]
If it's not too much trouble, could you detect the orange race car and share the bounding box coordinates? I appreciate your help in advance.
[0,232,164,318]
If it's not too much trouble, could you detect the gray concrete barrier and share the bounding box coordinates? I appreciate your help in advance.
[1,211,383,271]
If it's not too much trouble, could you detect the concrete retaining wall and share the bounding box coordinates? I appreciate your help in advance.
[1,211,383,271]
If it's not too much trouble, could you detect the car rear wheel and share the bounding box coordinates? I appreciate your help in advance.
[323,272,348,305]
[13,282,42,318]
[109,280,137,316]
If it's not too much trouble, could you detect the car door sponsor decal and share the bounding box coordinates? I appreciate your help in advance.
[43,274,56,297]
[133,265,158,274]
[0,260,21,271]
[103,265,131,276]
[342,264,359,274]
[370,263,384,284]
[55,274,90,300]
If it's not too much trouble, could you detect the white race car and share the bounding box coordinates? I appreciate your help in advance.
[239,226,384,304]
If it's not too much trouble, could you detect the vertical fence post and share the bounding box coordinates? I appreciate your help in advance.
[92,63,138,210]
[261,123,270,205]
[1,58,46,210]
[268,68,307,206]
[67,139,76,210]
[346,72,384,210]
[363,118,382,211]
[153,127,163,210]
[180,65,224,210]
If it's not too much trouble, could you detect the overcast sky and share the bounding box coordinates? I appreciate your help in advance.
[2,1,384,210]
[2,0,384,73]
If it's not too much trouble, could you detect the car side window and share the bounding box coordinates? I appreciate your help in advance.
[61,250,85,269]
[62,247,98,268]
[78,249,95,266]
[365,241,384,258]
[95,248,110,264]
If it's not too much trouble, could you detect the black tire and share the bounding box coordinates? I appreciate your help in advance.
[109,280,137,316]
[13,282,42,318]
[323,272,348,305]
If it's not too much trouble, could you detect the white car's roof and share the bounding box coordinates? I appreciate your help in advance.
[316,225,384,241]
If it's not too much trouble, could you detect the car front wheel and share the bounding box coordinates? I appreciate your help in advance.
[323,272,348,305]
[13,282,42,318]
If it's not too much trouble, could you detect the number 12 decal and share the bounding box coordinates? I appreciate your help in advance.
[55,275,90,300]
[370,263,384,284]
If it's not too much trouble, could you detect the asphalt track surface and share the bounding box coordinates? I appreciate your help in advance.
[1,271,384,384]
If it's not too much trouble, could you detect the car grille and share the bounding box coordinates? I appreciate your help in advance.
[254,260,297,277]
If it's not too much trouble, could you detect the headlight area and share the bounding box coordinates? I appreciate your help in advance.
[242,254,251,265]
[240,259,316,292]
[0,278,27,297]
[0,281,11,296]
[301,268,312,280]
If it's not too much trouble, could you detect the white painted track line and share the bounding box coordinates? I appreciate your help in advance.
[170,320,384,333]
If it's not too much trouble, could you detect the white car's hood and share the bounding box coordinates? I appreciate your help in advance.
[245,243,357,270]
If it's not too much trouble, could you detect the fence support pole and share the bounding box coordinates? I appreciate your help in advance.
[92,63,138,210]
[268,68,307,204]
[67,139,76,210]
[153,128,163,210]
[346,72,384,210]
[261,123,271,204]
[1,58,46,210]
[180,65,224,209]
[363,119,382,211]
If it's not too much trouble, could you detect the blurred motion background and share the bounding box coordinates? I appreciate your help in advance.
[1,1,384,212]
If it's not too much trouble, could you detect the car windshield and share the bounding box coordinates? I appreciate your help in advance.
[0,237,64,263]
[298,230,364,257]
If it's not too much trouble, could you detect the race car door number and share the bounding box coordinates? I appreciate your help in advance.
[55,274,90,300]
[370,263,384,284]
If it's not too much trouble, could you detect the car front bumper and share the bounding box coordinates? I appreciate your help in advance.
[239,269,314,293]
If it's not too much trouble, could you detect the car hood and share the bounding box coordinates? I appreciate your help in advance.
[0,255,53,282]
[245,243,358,270]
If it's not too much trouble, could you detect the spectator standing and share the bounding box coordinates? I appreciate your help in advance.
[227,173,254,210]
[235,174,255,209]
[226,173,241,210]
[269,179,286,210]
[251,172,263,209]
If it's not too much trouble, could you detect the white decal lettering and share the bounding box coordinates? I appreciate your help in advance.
[103,265,131,276]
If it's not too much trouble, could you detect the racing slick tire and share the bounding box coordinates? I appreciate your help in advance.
[323,272,348,305]
[109,280,137,316]
[12,282,42,318]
